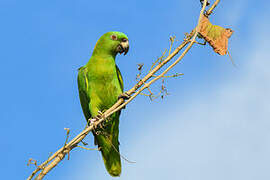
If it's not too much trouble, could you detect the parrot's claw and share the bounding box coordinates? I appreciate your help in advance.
[118,92,131,100]
[118,92,130,109]
[88,111,105,128]
[88,118,97,128]
[96,111,106,129]
[97,111,105,120]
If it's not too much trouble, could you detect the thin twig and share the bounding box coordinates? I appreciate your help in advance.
[152,73,184,78]
[77,145,99,151]
[206,0,220,16]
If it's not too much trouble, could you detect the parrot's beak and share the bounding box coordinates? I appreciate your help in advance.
[117,40,129,55]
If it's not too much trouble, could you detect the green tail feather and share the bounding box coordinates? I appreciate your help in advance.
[96,134,121,176]
[94,112,121,177]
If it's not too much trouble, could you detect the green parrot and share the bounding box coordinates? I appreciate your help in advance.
[77,31,129,176]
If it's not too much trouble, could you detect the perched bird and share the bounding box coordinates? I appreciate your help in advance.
[77,31,129,176]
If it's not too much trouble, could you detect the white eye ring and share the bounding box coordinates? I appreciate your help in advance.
[111,34,118,41]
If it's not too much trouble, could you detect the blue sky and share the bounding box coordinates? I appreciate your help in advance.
[1,0,270,179]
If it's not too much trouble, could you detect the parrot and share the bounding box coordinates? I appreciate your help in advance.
[77,31,129,177]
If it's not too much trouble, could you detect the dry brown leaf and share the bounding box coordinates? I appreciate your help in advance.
[198,15,233,55]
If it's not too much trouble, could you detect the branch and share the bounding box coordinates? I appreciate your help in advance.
[206,0,220,16]
[27,1,220,179]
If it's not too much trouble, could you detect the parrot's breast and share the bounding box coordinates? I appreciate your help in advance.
[86,56,122,113]
[89,71,122,111]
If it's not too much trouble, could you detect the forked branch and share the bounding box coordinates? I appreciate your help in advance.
[27,1,221,179]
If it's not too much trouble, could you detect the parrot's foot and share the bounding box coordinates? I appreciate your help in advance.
[118,92,131,109]
[88,118,98,128]
[118,92,131,100]
[96,111,107,129]
[87,111,105,128]
[96,111,106,120]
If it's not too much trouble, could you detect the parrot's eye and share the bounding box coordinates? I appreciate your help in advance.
[122,38,127,42]
[111,34,117,41]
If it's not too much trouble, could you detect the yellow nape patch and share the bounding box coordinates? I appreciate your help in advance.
[93,39,100,51]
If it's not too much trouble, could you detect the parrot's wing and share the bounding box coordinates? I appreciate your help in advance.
[116,65,124,92]
[78,66,91,120]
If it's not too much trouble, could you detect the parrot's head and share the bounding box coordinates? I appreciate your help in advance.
[93,31,129,57]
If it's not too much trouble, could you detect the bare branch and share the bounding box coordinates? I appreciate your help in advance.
[206,0,220,16]
[27,1,221,179]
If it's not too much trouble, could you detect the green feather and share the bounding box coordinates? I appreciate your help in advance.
[78,32,128,176]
